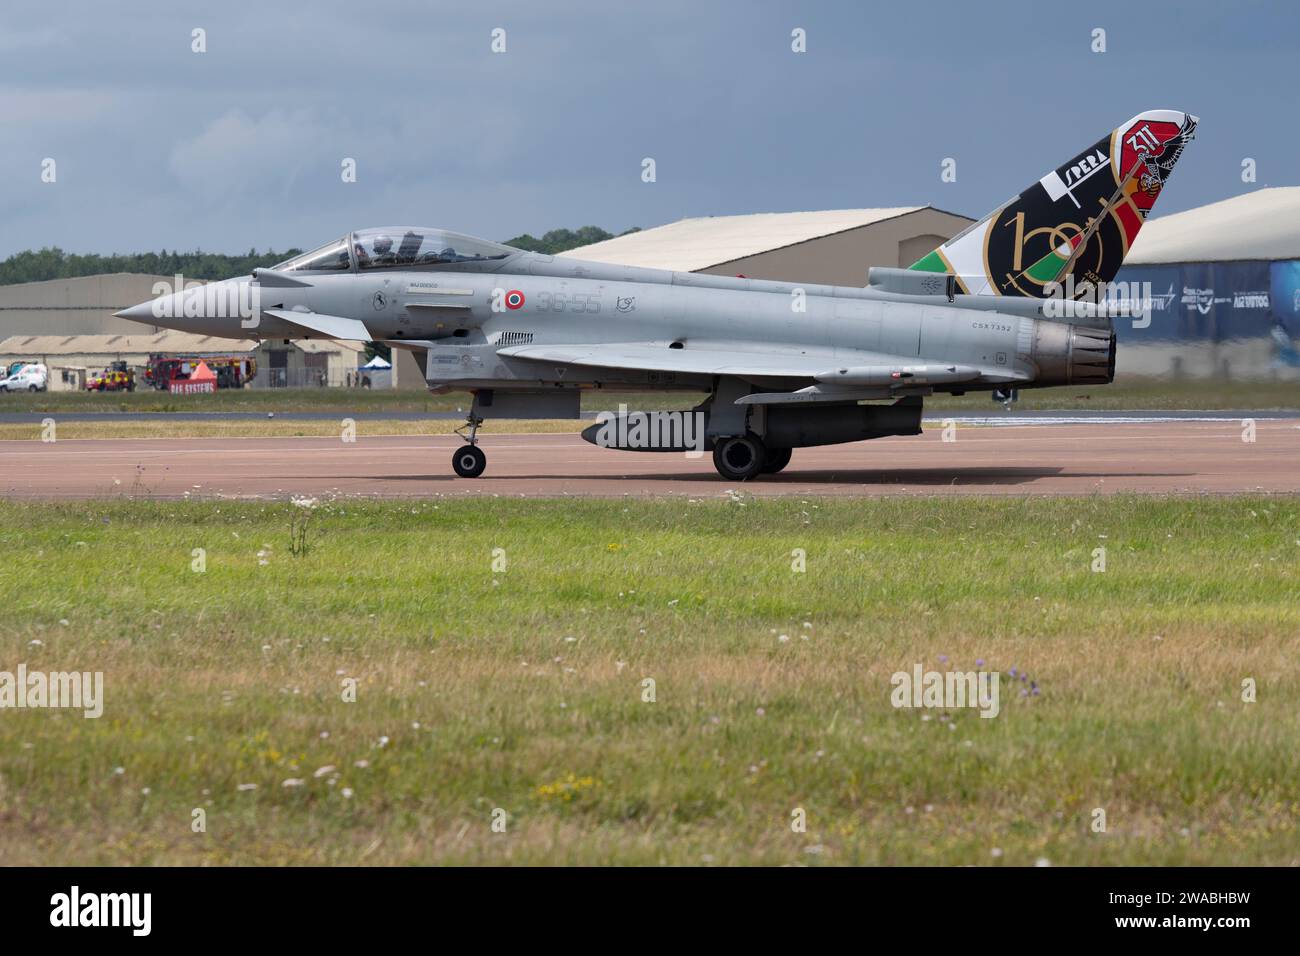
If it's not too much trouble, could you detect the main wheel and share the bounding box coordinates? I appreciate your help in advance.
[28,384,39,392]
[760,447,792,474]
[452,445,487,478]
[712,434,766,481]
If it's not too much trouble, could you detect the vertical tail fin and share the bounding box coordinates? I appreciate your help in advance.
[910,109,1198,298]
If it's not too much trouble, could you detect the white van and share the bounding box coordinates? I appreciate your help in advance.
[0,363,49,392]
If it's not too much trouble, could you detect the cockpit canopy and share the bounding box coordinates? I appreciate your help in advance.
[274,228,518,273]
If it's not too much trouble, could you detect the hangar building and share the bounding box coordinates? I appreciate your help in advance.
[0,273,181,336]
[1117,187,1300,378]
[0,274,364,389]
[0,330,365,391]
[560,206,974,285]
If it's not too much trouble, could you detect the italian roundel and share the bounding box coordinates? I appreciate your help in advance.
[505,290,525,310]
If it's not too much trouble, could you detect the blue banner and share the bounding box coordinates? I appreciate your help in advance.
[1269,260,1300,366]
[1114,260,1275,343]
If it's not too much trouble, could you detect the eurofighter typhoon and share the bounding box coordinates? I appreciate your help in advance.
[119,110,1197,480]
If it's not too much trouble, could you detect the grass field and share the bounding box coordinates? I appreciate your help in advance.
[0,495,1297,865]
[0,418,581,441]
[2,375,1297,416]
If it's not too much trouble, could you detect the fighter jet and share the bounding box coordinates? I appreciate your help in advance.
[118,109,1196,480]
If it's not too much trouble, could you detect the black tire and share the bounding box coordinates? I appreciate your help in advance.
[28,385,38,392]
[712,434,766,481]
[760,447,792,474]
[452,445,487,478]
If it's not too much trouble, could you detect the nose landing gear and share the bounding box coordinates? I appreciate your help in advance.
[452,415,487,478]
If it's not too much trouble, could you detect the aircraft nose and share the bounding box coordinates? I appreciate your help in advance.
[114,278,258,334]
[114,300,163,323]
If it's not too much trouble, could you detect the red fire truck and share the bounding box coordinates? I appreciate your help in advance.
[144,355,256,391]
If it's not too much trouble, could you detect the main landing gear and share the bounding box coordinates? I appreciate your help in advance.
[761,446,792,474]
[711,434,793,481]
[453,415,487,478]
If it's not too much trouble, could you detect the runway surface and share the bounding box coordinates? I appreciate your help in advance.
[2,419,1296,499]
[1,409,1297,424]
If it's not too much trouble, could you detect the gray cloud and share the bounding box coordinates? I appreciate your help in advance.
[1,0,1295,259]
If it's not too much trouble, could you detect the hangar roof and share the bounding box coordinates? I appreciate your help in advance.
[559,207,946,272]
[1127,187,1300,264]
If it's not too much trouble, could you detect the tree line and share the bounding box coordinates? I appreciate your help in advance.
[0,226,641,285]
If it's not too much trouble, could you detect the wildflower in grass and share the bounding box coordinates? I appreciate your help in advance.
[282,778,305,788]
[533,773,602,804]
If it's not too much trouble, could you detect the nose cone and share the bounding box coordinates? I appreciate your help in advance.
[115,278,259,336]
[114,301,161,324]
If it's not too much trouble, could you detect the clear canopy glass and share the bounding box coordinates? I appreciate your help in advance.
[274,237,351,273]
[351,228,515,270]
[273,228,518,273]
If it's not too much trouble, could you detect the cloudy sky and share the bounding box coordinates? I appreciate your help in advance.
[1,0,1295,259]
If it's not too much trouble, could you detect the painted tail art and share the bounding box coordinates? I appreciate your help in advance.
[911,110,1198,298]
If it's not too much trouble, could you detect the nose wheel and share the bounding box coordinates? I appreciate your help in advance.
[453,415,487,478]
[452,444,486,478]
